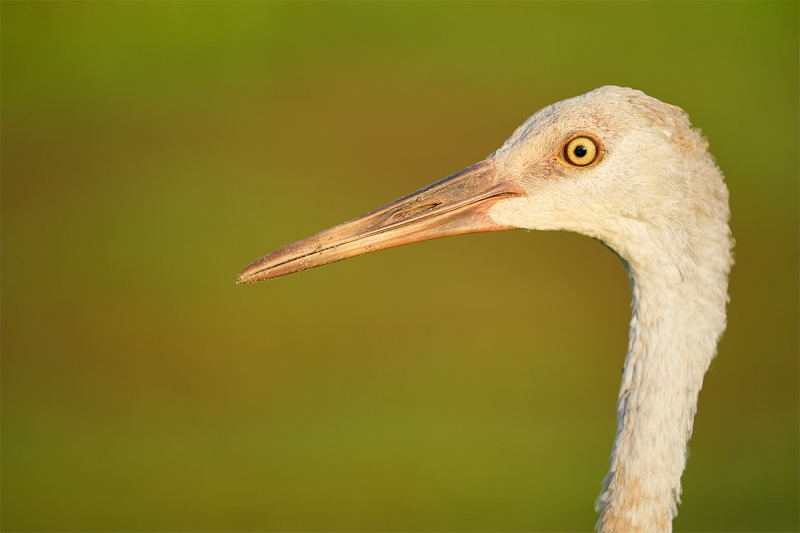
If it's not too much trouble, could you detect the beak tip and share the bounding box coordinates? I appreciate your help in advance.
[236,263,265,285]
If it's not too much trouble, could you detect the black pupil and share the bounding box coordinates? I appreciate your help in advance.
[573,145,588,158]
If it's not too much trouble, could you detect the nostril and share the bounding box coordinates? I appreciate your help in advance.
[387,203,441,223]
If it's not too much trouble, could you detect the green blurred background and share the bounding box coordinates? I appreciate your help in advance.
[2,2,797,531]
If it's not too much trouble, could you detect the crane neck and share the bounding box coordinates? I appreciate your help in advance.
[596,225,732,533]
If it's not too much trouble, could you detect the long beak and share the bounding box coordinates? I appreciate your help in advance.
[237,158,523,284]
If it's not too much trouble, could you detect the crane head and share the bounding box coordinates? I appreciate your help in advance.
[237,86,728,284]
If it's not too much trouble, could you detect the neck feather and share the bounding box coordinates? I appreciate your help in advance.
[596,225,732,533]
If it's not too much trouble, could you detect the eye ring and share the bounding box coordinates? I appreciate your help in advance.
[561,134,602,167]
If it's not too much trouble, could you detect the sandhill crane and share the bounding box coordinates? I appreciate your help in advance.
[237,86,733,533]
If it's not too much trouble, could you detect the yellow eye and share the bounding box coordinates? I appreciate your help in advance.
[563,136,599,167]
